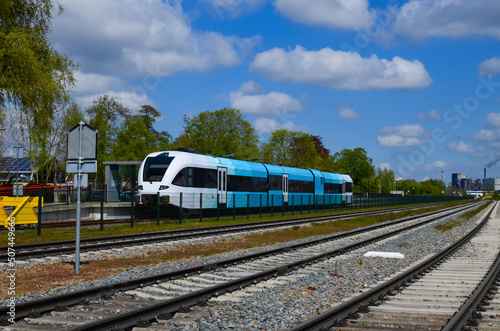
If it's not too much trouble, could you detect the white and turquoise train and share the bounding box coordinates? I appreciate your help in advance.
[135,149,353,209]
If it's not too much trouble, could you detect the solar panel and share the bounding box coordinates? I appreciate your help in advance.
[0,157,32,173]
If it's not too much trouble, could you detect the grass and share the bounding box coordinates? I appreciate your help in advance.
[0,201,475,246]
[0,200,479,298]
[434,201,490,232]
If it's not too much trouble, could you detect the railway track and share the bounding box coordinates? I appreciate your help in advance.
[291,201,500,331]
[0,204,456,262]
[0,202,485,330]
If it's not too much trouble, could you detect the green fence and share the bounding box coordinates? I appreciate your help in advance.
[1,186,475,233]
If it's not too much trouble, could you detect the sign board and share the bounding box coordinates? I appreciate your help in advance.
[67,123,97,159]
[13,184,23,197]
[66,160,97,173]
[74,174,88,188]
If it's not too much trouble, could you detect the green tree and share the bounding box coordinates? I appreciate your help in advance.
[419,179,445,196]
[311,135,336,172]
[16,101,83,183]
[375,168,396,194]
[289,133,320,168]
[180,108,259,160]
[396,179,418,196]
[333,148,374,190]
[261,129,302,166]
[86,95,129,185]
[0,0,76,129]
[112,105,171,161]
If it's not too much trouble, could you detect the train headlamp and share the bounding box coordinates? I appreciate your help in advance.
[158,185,168,190]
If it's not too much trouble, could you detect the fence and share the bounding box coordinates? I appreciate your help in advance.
[0,186,474,233]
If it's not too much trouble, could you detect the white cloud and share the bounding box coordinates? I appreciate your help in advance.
[76,90,153,112]
[448,141,474,153]
[73,72,125,95]
[273,0,375,30]
[377,162,392,171]
[472,129,496,141]
[71,71,155,110]
[486,112,500,127]
[229,81,305,115]
[479,57,500,76]
[250,45,432,90]
[377,135,422,147]
[425,161,446,170]
[51,1,258,78]
[238,80,265,95]
[254,118,306,135]
[338,107,361,120]
[379,124,429,137]
[377,124,430,147]
[415,110,442,121]
[387,0,500,40]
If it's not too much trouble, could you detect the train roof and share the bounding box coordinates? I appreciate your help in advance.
[143,150,350,180]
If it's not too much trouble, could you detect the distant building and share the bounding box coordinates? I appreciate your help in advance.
[483,177,500,192]
[452,173,468,189]
[469,179,482,191]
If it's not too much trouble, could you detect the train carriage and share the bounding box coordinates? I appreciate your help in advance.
[135,149,353,210]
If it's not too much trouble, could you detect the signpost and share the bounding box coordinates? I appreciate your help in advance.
[66,122,97,273]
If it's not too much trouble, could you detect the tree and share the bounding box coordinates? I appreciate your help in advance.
[112,105,171,161]
[180,108,259,160]
[86,95,129,184]
[289,133,320,168]
[0,0,76,130]
[375,168,396,194]
[333,148,374,190]
[16,101,83,183]
[261,129,302,166]
[396,179,418,196]
[311,135,336,172]
[419,179,445,196]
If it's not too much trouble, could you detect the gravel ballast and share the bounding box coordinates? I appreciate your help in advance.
[2,203,492,330]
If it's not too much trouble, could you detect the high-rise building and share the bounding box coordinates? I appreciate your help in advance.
[451,173,467,188]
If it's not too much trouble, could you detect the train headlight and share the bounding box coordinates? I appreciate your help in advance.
[138,185,143,190]
[158,185,168,190]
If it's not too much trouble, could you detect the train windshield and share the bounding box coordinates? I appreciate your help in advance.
[143,154,174,182]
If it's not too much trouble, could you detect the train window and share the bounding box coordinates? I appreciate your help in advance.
[143,155,174,182]
[289,180,314,193]
[173,167,217,188]
[172,167,193,187]
[325,183,342,194]
[227,175,267,192]
[345,182,353,192]
[193,168,217,188]
[269,175,282,190]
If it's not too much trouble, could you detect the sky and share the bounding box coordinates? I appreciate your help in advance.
[48,0,500,183]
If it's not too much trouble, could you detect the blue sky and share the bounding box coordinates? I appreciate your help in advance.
[49,0,500,183]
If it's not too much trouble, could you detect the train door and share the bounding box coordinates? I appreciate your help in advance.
[282,174,289,203]
[342,180,346,203]
[217,167,227,204]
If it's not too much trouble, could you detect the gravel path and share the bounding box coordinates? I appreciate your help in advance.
[2,203,490,330]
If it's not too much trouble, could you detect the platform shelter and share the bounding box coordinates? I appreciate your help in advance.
[103,161,142,202]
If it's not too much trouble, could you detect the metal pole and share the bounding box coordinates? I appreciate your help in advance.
[157,192,161,226]
[75,121,83,274]
[37,188,42,235]
[179,192,183,224]
[199,193,202,223]
[100,190,104,231]
[259,194,262,218]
